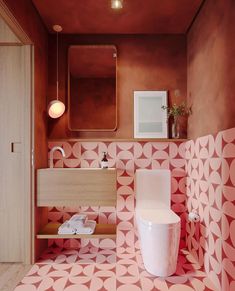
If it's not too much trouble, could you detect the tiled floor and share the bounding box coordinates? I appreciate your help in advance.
[15,245,217,291]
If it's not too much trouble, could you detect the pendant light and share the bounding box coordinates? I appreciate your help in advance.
[48,25,65,118]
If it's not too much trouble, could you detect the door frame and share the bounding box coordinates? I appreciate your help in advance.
[0,0,34,264]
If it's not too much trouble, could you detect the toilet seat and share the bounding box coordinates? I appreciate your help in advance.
[136,208,180,226]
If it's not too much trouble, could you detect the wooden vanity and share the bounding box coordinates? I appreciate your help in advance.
[37,168,117,239]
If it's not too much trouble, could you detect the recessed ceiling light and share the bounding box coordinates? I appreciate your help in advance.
[111,0,123,9]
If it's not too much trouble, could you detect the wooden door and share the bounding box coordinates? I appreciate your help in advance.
[0,39,32,262]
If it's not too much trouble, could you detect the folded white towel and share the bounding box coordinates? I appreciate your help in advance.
[58,221,76,235]
[69,214,88,228]
[75,220,96,235]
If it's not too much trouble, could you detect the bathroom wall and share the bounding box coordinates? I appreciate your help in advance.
[185,127,235,291]
[3,0,49,260]
[186,2,235,288]
[48,141,186,250]
[3,0,48,168]
[187,0,235,139]
[47,34,187,139]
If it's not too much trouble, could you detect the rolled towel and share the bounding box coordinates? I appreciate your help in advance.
[58,221,76,235]
[75,220,96,235]
[69,214,88,228]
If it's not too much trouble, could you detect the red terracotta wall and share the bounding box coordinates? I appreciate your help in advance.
[3,0,48,260]
[48,35,187,139]
[187,0,235,139]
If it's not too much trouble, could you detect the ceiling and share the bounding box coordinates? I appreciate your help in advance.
[32,0,203,34]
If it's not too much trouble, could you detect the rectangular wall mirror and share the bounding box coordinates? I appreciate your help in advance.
[68,45,117,131]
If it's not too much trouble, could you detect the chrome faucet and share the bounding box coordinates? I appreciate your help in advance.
[49,146,66,168]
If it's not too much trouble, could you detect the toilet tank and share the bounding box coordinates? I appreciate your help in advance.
[135,169,171,210]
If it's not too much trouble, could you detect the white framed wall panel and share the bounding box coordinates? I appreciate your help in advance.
[134,91,168,138]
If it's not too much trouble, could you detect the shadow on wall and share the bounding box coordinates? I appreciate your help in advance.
[170,167,187,249]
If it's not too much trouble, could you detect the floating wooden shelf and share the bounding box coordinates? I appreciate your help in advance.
[37,222,116,239]
[48,138,188,142]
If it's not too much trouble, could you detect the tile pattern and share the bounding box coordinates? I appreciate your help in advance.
[14,139,222,290]
[15,246,216,290]
[47,141,187,249]
[185,128,235,291]
[15,132,235,290]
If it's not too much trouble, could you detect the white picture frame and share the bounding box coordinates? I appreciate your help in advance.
[134,91,168,138]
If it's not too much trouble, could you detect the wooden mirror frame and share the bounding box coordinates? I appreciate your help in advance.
[68,45,118,132]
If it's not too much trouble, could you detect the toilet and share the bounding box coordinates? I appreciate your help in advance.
[135,169,181,277]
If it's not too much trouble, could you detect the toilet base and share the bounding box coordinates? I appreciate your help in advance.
[137,218,181,277]
[143,261,177,277]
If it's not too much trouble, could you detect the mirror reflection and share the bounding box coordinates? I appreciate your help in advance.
[68,45,117,131]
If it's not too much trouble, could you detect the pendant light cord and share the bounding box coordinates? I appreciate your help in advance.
[56,30,59,101]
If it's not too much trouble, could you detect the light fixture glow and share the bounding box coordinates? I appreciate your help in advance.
[111,0,123,9]
[48,24,65,118]
[48,100,65,118]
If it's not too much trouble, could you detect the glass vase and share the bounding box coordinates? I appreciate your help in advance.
[172,117,180,139]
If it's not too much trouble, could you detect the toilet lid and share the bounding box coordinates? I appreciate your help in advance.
[136,209,180,226]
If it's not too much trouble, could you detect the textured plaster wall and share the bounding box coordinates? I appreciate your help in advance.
[48,34,187,139]
[187,0,235,139]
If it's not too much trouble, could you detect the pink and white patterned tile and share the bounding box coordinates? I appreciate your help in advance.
[44,135,235,290]
[47,140,188,272]
[185,127,235,291]
[15,248,217,290]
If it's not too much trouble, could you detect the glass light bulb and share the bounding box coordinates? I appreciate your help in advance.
[48,100,65,118]
[111,0,123,9]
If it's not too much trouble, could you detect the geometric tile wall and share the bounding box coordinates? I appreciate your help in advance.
[48,141,186,250]
[17,136,233,290]
[185,127,235,291]
[47,129,235,291]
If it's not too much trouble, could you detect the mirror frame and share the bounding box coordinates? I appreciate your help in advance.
[68,45,118,132]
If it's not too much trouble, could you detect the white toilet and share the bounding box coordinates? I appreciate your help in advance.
[135,169,181,277]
